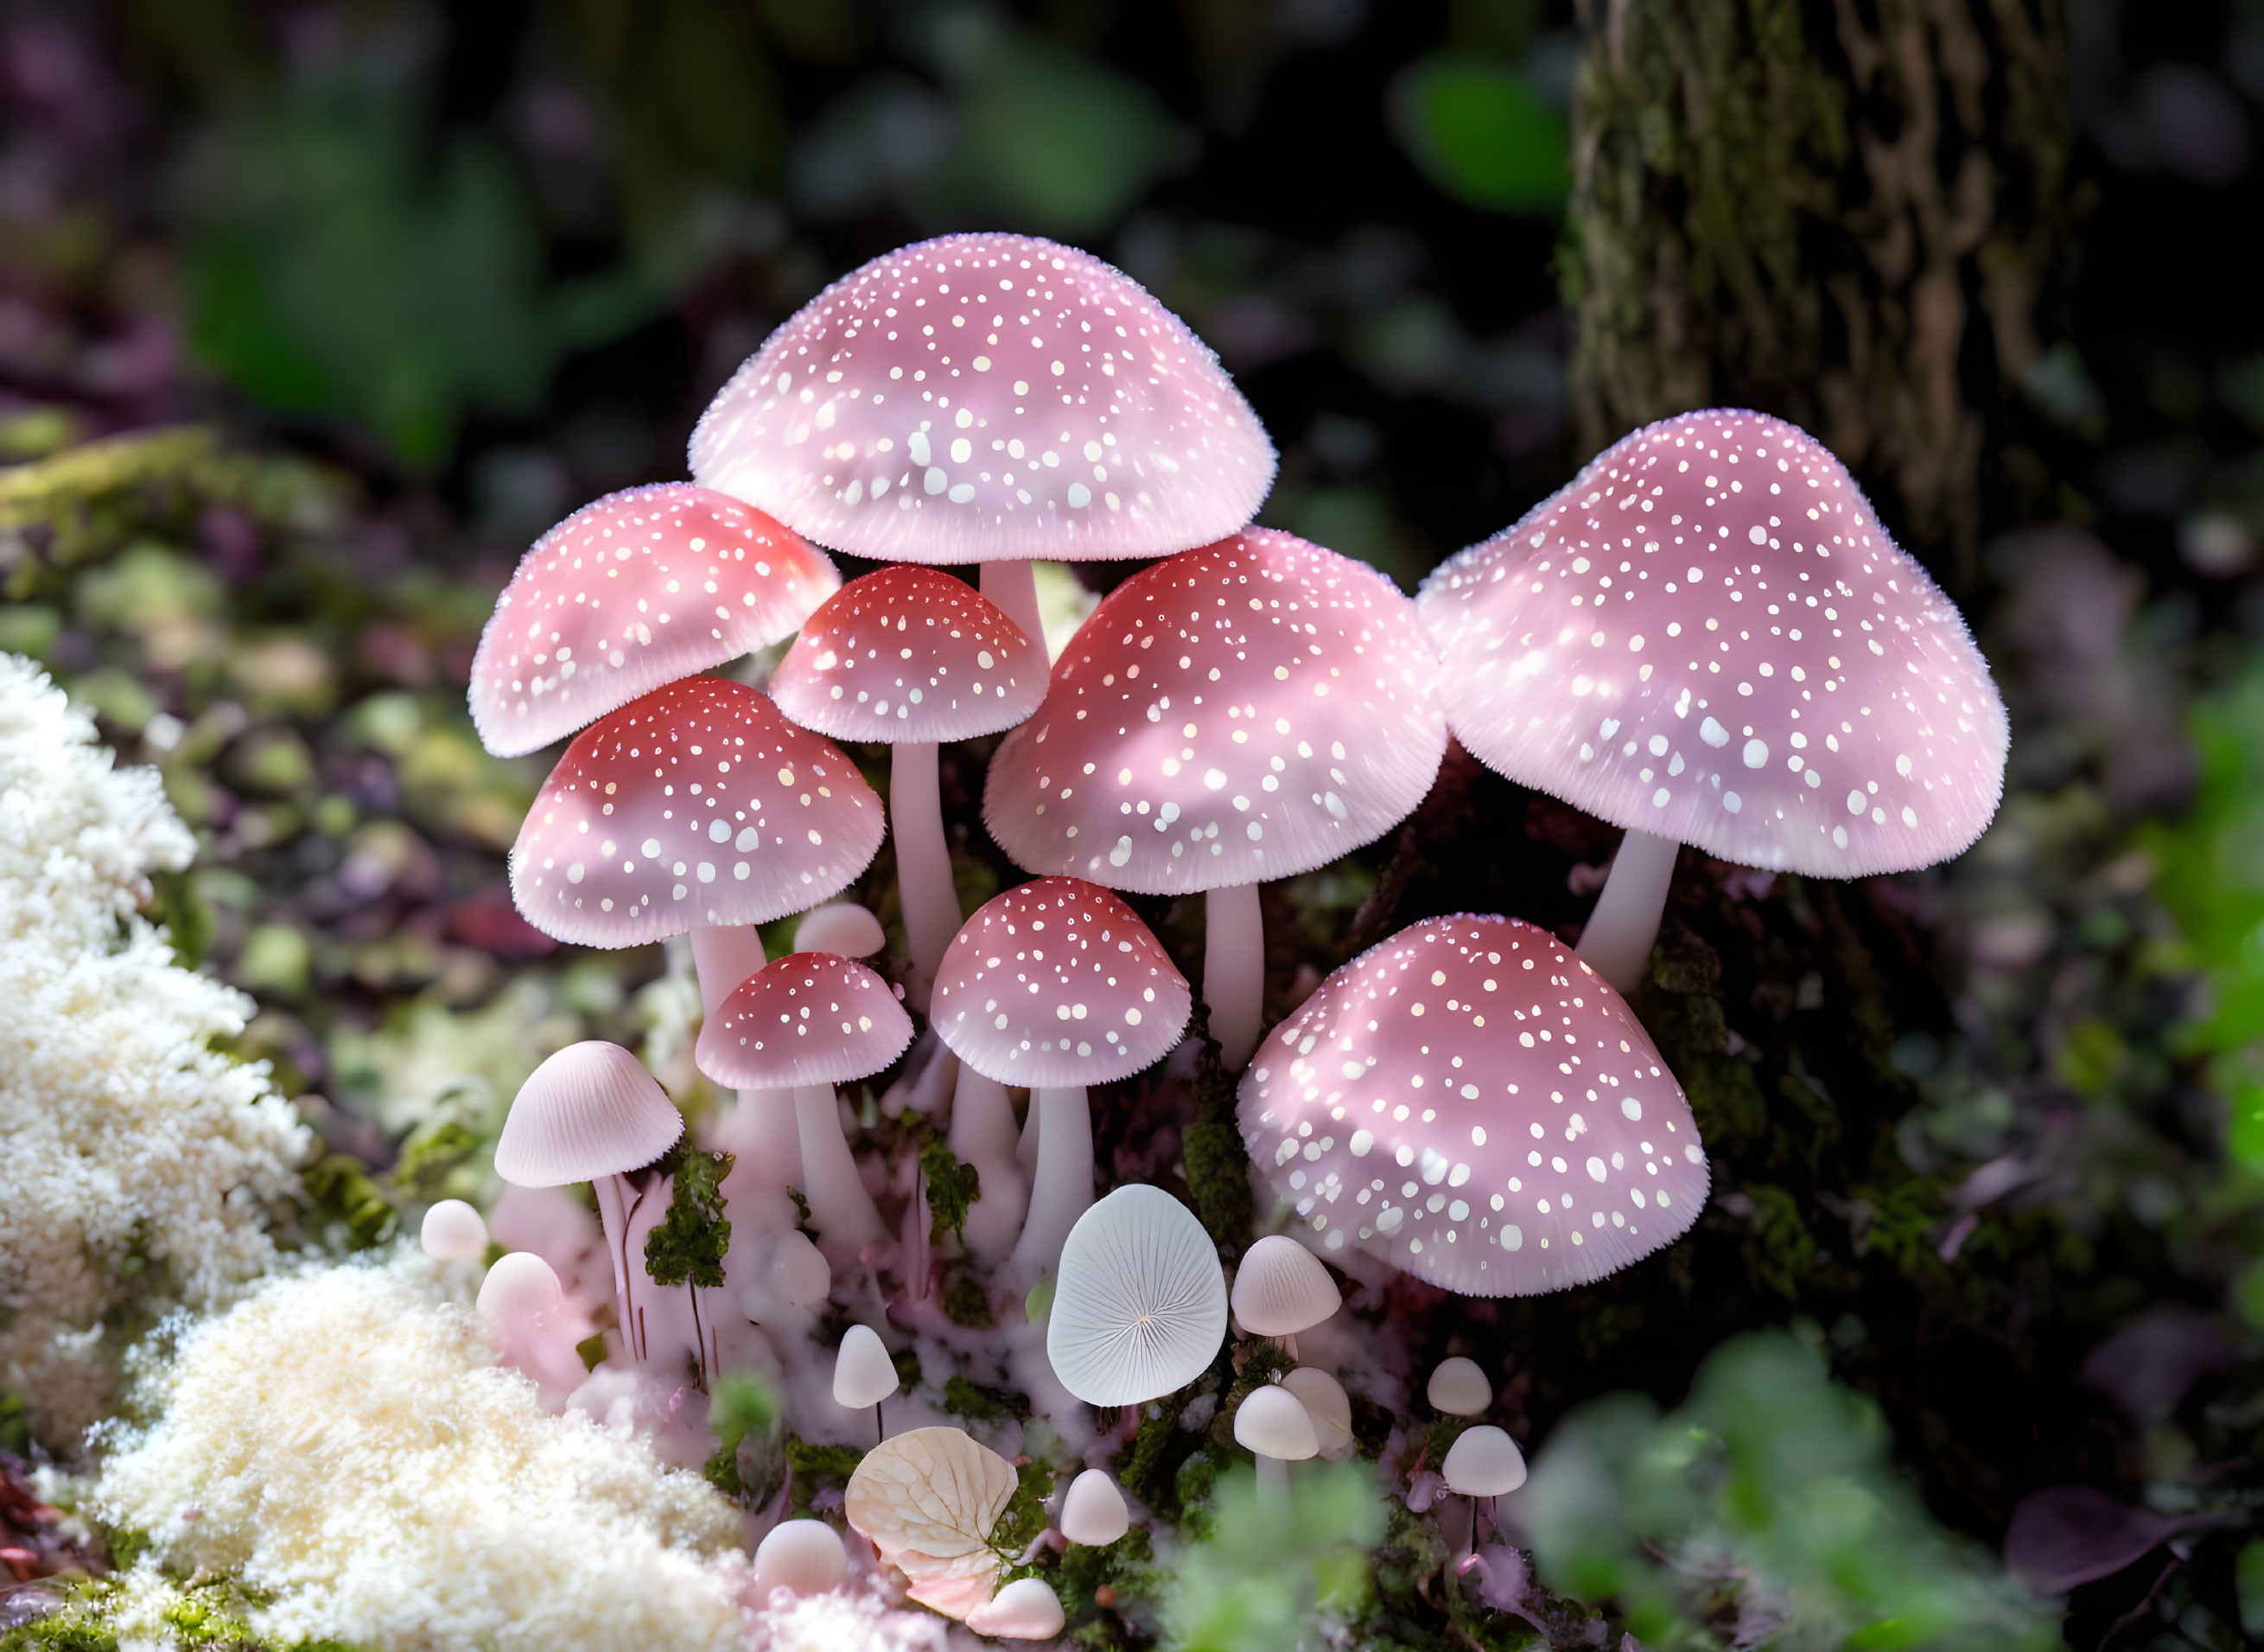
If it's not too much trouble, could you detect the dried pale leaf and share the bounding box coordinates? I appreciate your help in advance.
[905,1569,1002,1621]
[844,1426,1016,1568]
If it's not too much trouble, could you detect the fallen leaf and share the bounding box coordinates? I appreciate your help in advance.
[845,1426,1017,1620]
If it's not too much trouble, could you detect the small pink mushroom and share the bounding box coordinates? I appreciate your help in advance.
[1417,410,2007,993]
[688,232,1276,656]
[1237,915,1708,1296]
[985,529,1445,1070]
[696,951,913,1255]
[770,565,1043,1009]
[468,484,838,759]
[932,877,1192,1282]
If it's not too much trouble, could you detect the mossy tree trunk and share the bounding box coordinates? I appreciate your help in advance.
[1564,0,2079,588]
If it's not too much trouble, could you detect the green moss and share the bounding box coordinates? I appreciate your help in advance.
[943,1374,1027,1420]
[388,1121,478,1198]
[784,1436,866,1517]
[920,1140,982,1249]
[299,1153,397,1249]
[940,1268,995,1329]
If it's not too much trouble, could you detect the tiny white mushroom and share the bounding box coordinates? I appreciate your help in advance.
[752,1518,849,1598]
[420,1198,487,1261]
[834,1322,900,1442]
[1427,1356,1492,1418]
[1440,1423,1528,1560]
[965,1577,1069,1640]
[1235,1382,1320,1506]
[1059,1469,1130,1546]
[793,900,887,958]
[1230,1235,1341,1357]
[1281,1366,1356,1462]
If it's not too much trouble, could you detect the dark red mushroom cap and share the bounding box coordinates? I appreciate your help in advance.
[688,232,1275,565]
[511,677,882,948]
[768,564,1044,745]
[469,484,839,758]
[1237,914,1708,1298]
[696,952,913,1090]
[983,530,1446,895]
[932,876,1191,1088]
[1416,410,2007,877]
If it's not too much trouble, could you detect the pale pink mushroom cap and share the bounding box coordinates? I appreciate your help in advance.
[769,564,1043,744]
[696,951,914,1090]
[1416,410,2007,877]
[1237,914,1708,1297]
[687,232,1275,564]
[495,1040,685,1187]
[511,677,883,948]
[469,484,840,758]
[931,876,1191,1088]
[984,530,1446,894]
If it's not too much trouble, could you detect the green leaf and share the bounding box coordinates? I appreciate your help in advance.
[1389,55,1570,214]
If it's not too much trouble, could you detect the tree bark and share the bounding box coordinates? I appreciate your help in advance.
[1565,0,2080,589]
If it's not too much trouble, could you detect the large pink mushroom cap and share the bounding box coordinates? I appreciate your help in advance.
[511,677,883,948]
[469,484,839,758]
[1416,409,2006,876]
[696,951,914,1090]
[983,529,1447,894]
[769,564,1044,744]
[687,232,1276,564]
[932,876,1192,1088]
[1237,914,1708,1297]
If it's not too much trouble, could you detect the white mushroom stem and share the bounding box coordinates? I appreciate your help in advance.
[591,1172,645,1361]
[1573,828,1681,995]
[695,924,801,1206]
[1008,1085,1092,1284]
[982,559,1049,662]
[948,1064,1028,1261]
[794,1083,887,1251]
[889,740,959,1014]
[1204,881,1265,1071]
[1255,1454,1290,1507]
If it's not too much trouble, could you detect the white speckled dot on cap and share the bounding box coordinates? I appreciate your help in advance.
[770,564,1045,745]
[510,677,882,949]
[469,483,839,758]
[1236,913,1709,1298]
[983,528,1447,895]
[1415,409,2008,878]
[688,232,1276,564]
[696,951,913,1090]
[932,876,1191,1088]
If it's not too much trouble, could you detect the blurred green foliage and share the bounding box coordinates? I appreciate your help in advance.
[1522,1332,2057,1650]
[1390,57,1570,215]
[1160,1461,1386,1652]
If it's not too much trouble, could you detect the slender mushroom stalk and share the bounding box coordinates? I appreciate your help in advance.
[985,531,1447,1077]
[931,879,1192,1286]
[689,923,801,1211]
[1416,408,2008,1001]
[769,565,1042,1013]
[948,1064,1028,1261]
[982,560,1050,663]
[493,1041,685,1363]
[1238,915,1711,1296]
[1573,827,1682,994]
[696,951,913,1258]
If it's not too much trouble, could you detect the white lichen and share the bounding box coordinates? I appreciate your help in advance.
[0,653,309,1446]
[93,1250,753,1652]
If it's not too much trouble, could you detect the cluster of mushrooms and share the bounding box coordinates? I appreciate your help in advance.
[423,232,2009,1633]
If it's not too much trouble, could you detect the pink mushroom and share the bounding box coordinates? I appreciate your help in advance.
[687,232,1276,656]
[769,565,1044,1010]
[468,483,839,758]
[984,529,1446,1070]
[493,1041,685,1362]
[1236,914,1708,1296]
[1417,410,2007,993]
[696,951,913,1255]
[932,877,1192,1282]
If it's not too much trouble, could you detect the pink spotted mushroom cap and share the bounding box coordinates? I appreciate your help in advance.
[688,232,1276,564]
[697,952,914,1090]
[769,564,1044,744]
[469,484,839,758]
[1416,410,2006,876]
[511,677,883,949]
[932,877,1192,1087]
[984,530,1447,894]
[1236,914,1708,1297]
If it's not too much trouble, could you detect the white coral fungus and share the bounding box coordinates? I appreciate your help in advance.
[94,1252,751,1651]
[0,654,308,1444]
